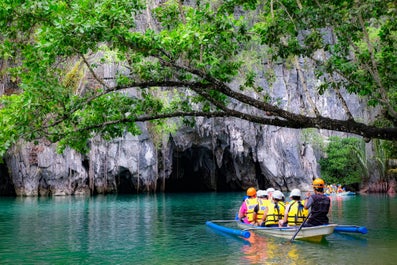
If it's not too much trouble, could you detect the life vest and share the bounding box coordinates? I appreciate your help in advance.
[256,199,269,222]
[245,197,259,223]
[287,200,309,226]
[265,201,285,226]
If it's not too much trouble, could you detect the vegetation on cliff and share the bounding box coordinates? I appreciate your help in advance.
[1,0,396,159]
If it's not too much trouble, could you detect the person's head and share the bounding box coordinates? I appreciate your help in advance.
[257,190,265,198]
[263,190,269,199]
[312,178,325,193]
[242,195,249,202]
[289,188,301,200]
[247,187,257,197]
[272,190,284,202]
[266,188,275,199]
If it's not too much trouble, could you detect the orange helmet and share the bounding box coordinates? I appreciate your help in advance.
[247,187,257,197]
[313,178,325,189]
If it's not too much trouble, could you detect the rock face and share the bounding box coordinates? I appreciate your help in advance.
[0,9,387,195]
[1,60,382,196]
[3,128,158,196]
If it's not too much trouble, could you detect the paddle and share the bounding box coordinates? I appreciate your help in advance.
[289,212,311,243]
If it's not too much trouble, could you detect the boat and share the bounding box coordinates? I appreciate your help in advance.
[205,220,367,243]
[236,221,337,242]
[326,191,356,197]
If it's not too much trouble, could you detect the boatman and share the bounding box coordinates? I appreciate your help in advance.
[238,187,259,224]
[304,178,331,226]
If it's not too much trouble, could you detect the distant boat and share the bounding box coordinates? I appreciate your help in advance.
[326,191,356,197]
[325,191,356,197]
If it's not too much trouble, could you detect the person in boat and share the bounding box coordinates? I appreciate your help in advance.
[278,188,309,227]
[265,187,275,200]
[252,190,268,225]
[303,178,331,227]
[258,190,285,227]
[337,184,344,193]
[238,187,259,224]
[325,185,332,195]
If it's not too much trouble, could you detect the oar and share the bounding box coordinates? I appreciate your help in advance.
[289,213,311,243]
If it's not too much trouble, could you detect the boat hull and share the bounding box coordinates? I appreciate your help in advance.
[237,222,337,242]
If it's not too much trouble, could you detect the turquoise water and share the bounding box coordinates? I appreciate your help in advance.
[0,193,396,265]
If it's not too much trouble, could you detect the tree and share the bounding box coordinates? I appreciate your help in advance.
[319,136,365,186]
[1,0,396,157]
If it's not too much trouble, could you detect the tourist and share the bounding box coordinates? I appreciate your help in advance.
[238,187,259,224]
[253,190,268,225]
[303,178,331,226]
[266,187,275,200]
[258,190,285,227]
[278,188,308,227]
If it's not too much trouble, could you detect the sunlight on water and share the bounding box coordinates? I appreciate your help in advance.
[0,193,396,264]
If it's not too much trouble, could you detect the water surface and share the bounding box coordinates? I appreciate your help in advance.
[0,193,396,264]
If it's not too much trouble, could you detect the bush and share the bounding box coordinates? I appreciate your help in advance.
[320,136,364,186]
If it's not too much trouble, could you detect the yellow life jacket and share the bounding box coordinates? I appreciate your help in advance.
[287,200,309,226]
[245,197,259,222]
[265,201,285,226]
[256,199,269,222]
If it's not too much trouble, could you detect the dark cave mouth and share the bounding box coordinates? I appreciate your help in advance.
[164,146,244,193]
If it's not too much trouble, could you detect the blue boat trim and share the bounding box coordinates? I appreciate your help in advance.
[206,221,251,238]
[334,225,368,234]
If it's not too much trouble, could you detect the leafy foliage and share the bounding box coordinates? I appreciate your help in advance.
[0,0,397,157]
[320,137,365,186]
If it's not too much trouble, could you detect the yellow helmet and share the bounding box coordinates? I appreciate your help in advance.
[247,187,257,197]
[313,178,325,188]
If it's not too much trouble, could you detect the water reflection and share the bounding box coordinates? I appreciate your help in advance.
[241,233,307,264]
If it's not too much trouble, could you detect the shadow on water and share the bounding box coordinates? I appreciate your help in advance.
[325,231,368,247]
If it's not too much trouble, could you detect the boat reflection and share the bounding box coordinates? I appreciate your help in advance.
[241,232,308,264]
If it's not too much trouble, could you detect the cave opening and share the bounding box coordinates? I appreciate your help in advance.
[0,162,16,196]
[165,145,245,192]
[116,167,136,194]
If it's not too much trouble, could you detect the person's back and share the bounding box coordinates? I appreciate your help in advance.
[287,189,309,226]
[279,188,308,227]
[304,178,331,227]
[253,190,268,225]
[260,190,285,227]
[307,193,330,225]
[238,187,258,224]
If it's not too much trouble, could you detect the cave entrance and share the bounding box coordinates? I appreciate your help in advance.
[166,146,244,192]
[0,163,16,196]
[115,167,136,194]
[166,146,216,192]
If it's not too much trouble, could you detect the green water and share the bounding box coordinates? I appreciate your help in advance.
[0,193,396,265]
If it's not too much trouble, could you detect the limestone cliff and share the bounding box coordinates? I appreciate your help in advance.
[0,61,383,196]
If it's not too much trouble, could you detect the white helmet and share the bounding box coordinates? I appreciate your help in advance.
[266,188,275,194]
[257,190,265,197]
[272,190,284,200]
[289,188,301,198]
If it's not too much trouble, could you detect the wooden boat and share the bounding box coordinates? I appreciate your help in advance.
[236,221,337,242]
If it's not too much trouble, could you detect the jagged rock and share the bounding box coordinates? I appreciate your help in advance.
[0,32,386,196]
